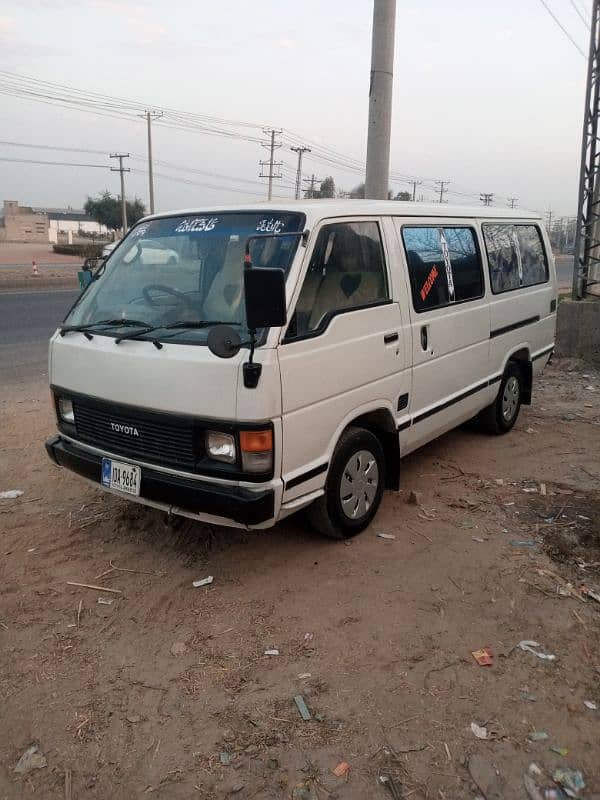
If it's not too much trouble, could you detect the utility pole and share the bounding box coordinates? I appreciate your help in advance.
[365,0,396,199]
[303,174,321,199]
[573,0,600,298]
[435,180,450,203]
[546,207,554,232]
[110,153,130,234]
[260,128,283,200]
[507,197,518,209]
[139,110,163,214]
[410,180,422,201]
[480,192,494,207]
[291,145,311,200]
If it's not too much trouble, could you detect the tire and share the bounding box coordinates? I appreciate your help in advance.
[307,426,386,539]
[479,362,523,434]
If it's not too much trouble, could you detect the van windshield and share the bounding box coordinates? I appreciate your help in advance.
[64,211,304,345]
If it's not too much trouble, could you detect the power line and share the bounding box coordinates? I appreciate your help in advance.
[569,0,591,26]
[537,0,587,56]
[0,156,108,168]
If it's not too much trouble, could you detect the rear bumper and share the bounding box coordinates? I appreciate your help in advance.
[45,435,275,526]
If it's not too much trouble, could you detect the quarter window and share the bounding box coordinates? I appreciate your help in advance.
[287,221,389,338]
[402,226,483,312]
[483,223,548,293]
[516,225,548,287]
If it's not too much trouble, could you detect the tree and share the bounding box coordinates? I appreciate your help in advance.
[394,191,411,201]
[84,191,146,234]
[350,182,365,199]
[319,176,335,199]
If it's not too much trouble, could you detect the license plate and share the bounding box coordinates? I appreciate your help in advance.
[101,458,141,496]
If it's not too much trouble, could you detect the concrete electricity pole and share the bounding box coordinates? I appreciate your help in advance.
[480,192,494,206]
[110,153,131,234]
[291,145,311,200]
[260,128,283,200]
[508,197,518,209]
[365,0,396,199]
[435,180,450,203]
[410,180,422,201]
[140,110,163,214]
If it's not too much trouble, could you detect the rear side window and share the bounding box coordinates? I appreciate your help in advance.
[402,226,483,312]
[483,223,548,293]
[517,225,548,286]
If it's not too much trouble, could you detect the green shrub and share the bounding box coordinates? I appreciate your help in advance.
[52,243,104,258]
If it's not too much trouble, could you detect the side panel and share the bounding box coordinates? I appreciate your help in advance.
[278,216,410,503]
[278,304,406,500]
[391,218,492,453]
[481,222,557,379]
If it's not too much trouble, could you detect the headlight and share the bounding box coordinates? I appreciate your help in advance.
[205,431,236,464]
[58,397,74,424]
[240,429,273,474]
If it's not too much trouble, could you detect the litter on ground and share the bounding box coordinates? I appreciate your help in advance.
[192,575,214,588]
[518,640,557,661]
[0,490,23,500]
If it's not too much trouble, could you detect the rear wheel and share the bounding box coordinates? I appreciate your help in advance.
[307,426,385,539]
[480,362,523,434]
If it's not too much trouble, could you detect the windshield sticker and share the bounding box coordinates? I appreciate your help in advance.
[131,224,149,238]
[420,265,439,301]
[174,217,219,233]
[256,218,285,234]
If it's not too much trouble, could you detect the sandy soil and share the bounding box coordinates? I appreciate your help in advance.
[0,244,84,291]
[1,359,599,800]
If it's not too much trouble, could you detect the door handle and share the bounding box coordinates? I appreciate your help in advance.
[420,325,428,351]
[384,332,399,345]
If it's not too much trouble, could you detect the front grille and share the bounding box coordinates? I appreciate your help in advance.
[72,399,196,469]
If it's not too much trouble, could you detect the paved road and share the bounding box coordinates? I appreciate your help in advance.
[0,289,79,382]
[555,255,574,288]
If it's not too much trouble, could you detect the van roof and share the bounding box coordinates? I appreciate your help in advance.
[142,199,542,224]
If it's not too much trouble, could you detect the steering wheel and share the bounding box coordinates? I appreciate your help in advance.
[142,284,194,309]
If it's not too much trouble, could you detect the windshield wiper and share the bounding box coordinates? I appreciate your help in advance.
[59,318,151,340]
[113,320,242,349]
[165,320,242,329]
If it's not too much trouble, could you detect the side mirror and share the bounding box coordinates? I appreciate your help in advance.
[243,268,287,330]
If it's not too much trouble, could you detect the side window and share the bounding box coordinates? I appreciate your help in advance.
[288,221,389,338]
[516,225,548,287]
[402,227,450,311]
[402,226,483,311]
[443,228,483,302]
[483,224,521,293]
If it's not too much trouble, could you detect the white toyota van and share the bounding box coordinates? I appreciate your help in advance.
[46,201,556,538]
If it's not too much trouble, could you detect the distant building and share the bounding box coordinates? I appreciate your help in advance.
[0,200,48,243]
[0,200,108,243]
[41,208,108,236]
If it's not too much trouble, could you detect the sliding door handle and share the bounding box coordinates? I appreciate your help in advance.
[384,332,399,345]
[420,326,428,351]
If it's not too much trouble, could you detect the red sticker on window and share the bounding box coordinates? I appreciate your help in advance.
[420,265,439,301]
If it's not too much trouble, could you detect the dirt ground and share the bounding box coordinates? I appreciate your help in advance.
[0,244,82,291]
[1,359,599,800]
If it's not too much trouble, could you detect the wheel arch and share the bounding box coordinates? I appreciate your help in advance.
[333,405,400,491]
[505,346,533,405]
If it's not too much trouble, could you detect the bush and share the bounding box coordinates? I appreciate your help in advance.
[52,243,104,258]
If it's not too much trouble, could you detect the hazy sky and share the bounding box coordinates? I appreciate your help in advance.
[0,0,591,216]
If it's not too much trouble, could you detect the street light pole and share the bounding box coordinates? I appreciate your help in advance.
[365,0,396,200]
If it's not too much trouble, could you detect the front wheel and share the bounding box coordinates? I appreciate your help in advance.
[307,426,385,539]
[479,362,523,434]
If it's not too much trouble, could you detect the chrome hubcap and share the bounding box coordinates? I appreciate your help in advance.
[340,450,379,520]
[502,375,520,421]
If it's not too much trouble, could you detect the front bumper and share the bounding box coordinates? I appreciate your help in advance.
[45,435,275,526]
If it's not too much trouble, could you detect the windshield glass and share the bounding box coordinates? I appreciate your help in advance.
[64,211,305,344]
